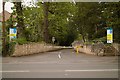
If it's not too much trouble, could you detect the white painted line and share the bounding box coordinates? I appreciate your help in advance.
[1,70,64,73]
[3,61,59,64]
[0,70,30,73]
[65,69,119,72]
[1,69,119,73]
[58,54,61,59]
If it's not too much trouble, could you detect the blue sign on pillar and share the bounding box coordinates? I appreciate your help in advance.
[9,28,17,41]
[107,28,113,43]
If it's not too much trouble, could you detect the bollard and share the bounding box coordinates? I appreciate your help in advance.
[76,46,80,54]
[76,47,79,54]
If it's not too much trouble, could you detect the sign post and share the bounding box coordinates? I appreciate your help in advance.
[52,37,55,44]
[107,28,113,43]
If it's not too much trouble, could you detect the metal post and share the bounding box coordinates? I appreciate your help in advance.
[2,2,6,56]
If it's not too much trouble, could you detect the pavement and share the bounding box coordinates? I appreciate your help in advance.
[2,49,119,78]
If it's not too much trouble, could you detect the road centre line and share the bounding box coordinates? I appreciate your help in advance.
[1,70,63,73]
[1,69,119,73]
[0,70,30,72]
[3,61,59,64]
[65,69,119,72]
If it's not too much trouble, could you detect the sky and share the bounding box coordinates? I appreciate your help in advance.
[0,0,74,13]
[0,0,14,13]
[0,0,119,13]
[0,0,35,13]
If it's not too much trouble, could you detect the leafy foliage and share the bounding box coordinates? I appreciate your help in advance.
[5,2,120,47]
[48,3,77,45]
[15,37,28,45]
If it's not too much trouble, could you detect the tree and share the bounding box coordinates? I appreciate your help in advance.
[2,2,7,56]
[71,3,100,42]
[100,2,120,43]
[48,2,77,45]
[43,2,49,43]
[23,5,44,42]
[14,2,25,38]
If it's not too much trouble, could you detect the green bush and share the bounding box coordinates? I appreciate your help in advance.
[15,37,28,45]
[84,41,94,45]
[2,37,28,56]
[2,41,16,56]
[7,42,16,56]
[93,37,107,44]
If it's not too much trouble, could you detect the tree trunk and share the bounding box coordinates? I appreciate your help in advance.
[43,2,49,43]
[14,2,25,38]
[82,34,86,42]
[2,2,7,56]
[81,25,86,42]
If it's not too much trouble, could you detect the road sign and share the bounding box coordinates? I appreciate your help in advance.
[107,28,113,43]
[9,28,17,41]
[52,37,55,44]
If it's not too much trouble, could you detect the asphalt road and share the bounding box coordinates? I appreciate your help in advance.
[2,49,118,78]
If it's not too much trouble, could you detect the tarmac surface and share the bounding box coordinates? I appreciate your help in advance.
[2,49,119,78]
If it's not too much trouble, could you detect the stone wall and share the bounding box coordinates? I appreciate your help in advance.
[12,43,62,57]
[73,42,120,56]
[112,43,120,55]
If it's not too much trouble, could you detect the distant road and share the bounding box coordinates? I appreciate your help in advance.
[2,49,118,78]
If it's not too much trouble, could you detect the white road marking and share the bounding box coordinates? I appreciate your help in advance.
[0,70,30,72]
[65,69,119,72]
[1,70,64,73]
[1,69,119,73]
[58,54,61,58]
[3,61,60,64]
